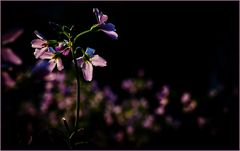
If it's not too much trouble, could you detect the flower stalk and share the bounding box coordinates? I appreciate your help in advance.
[71,46,81,130]
[30,8,118,147]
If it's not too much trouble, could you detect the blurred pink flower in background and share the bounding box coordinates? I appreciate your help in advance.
[115,131,124,142]
[2,28,23,88]
[2,28,23,65]
[2,71,16,88]
[181,92,191,104]
[197,116,207,128]
[142,115,154,129]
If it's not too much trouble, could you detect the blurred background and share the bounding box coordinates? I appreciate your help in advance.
[1,1,239,150]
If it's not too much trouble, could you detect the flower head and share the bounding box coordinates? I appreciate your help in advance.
[31,31,49,58]
[55,41,70,56]
[39,47,64,72]
[76,47,107,81]
[93,8,118,39]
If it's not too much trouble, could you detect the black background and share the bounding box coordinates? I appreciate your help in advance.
[2,1,239,149]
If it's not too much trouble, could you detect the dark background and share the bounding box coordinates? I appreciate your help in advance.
[2,1,239,149]
[2,1,239,95]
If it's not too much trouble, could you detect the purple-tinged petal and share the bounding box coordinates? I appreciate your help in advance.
[100,14,108,24]
[85,47,95,58]
[48,59,56,72]
[2,71,16,88]
[2,28,24,45]
[56,58,64,71]
[76,57,84,68]
[34,30,46,40]
[34,47,48,59]
[39,52,54,60]
[82,61,93,81]
[91,55,107,67]
[101,29,118,39]
[62,48,70,56]
[2,47,22,65]
[55,43,64,52]
[93,8,101,23]
[100,23,116,31]
[31,39,46,48]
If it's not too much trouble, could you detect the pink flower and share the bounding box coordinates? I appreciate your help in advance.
[39,47,64,72]
[2,71,16,88]
[55,42,70,56]
[76,47,107,81]
[2,28,23,65]
[31,31,49,58]
[93,8,118,39]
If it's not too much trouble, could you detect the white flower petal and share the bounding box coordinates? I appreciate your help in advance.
[91,55,107,67]
[39,51,54,60]
[82,61,93,81]
[101,30,118,39]
[56,58,64,71]
[48,59,56,72]
[31,39,46,48]
[34,47,48,59]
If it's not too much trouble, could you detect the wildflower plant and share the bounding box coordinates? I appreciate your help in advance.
[30,8,118,147]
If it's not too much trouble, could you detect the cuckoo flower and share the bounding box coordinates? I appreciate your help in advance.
[76,47,107,81]
[55,42,70,56]
[31,31,49,58]
[93,8,118,39]
[39,47,64,72]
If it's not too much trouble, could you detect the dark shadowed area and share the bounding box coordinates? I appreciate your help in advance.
[1,1,239,150]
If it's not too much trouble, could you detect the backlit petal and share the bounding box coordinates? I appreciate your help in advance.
[34,47,48,59]
[62,48,70,56]
[48,59,56,72]
[93,8,101,23]
[34,30,46,40]
[31,39,46,48]
[82,61,93,81]
[56,58,64,71]
[91,55,107,67]
[40,51,54,60]
[101,30,118,39]
[100,14,108,24]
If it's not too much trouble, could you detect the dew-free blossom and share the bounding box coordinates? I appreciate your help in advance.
[76,47,107,81]
[39,47,64,72]
[93,8,118,39]
[31,31,50,59]
[55,42,70,56]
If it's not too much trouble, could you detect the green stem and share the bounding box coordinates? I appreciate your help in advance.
[73,24,99,44]
[71,47,81,130]
[74,29,91,44]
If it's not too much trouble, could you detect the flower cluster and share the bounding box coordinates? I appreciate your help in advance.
[31,8,117,81]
